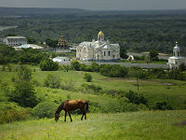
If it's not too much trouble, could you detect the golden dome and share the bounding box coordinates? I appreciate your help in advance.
[98,31,104,36]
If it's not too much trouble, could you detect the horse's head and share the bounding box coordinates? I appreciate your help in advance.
[55,113,60,122]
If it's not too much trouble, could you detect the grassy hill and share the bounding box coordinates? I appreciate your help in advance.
[0,111,186,140]
[0,69,186,110]
[0,66,186,139]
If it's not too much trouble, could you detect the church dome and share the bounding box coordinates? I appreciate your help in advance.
[98,31,104,36]
[97,31,104,41]
[173,43,180,52]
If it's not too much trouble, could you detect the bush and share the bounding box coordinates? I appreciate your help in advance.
[153,101,173,110]
[32,101,58,118]
[125,90,148,105]
[84,73,92,82]
[81,84,102,94]
[0,103,30,124]
[40,59,59,71]
[61,79,75,90]
[44,74,61,88]
[71,60,80,71]
[100,64,128,77]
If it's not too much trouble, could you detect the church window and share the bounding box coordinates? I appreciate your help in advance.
[104,51,106,56]
[108,51,110,56]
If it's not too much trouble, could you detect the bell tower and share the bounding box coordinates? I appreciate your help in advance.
[173,42,180,57]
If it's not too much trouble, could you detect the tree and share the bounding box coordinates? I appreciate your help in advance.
[27,37,37,44]
[40,59,59,71]
[71,60,80,71]
[120,47,128,59]
[8,66,38,107]
[149,50,159,61]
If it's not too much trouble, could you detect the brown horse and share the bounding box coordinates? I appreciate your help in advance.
[55,99,89,122]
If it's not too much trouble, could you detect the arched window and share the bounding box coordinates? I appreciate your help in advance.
[108,51,110,56]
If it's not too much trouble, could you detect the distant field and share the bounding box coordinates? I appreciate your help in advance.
[0,69,186,109]
[0,111,186,140]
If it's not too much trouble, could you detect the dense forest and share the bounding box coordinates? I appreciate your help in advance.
[0,7,186,54]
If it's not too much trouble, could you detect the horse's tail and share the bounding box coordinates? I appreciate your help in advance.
[86,101,89,111]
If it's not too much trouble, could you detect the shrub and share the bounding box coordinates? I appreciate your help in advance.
[153,101,173,110]
[81,84,102,94]
[44,74,61,88]
[100,64,128,77]
[125,90,148,105]
[40,59,59,71]
[32,101,58,118]
[138,103,149,111]
[0,103,30,124]
[71,60,80,71]
[84,73,92,82]
[61,79,75,90]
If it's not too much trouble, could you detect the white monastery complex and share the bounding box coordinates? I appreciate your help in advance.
[168,42,186,69]
[76,31,120,61]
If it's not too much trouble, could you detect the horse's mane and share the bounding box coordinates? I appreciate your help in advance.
[55,102,64,114]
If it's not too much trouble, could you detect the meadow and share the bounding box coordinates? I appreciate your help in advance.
[0,111,186,140]
[0,66,186,139]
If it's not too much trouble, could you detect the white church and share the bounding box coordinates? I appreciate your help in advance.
[168,42,186,69]
[76,31,120,61]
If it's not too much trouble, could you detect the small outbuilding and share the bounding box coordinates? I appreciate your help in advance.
[52,57,71,64]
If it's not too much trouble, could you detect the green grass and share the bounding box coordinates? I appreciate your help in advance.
[0,110,186,140]
[0,69,186,109]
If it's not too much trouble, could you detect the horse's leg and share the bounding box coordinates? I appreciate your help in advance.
[68,111,72,122]
[84,111,86,120]
[64,111,67,122]
[80,108,84,120]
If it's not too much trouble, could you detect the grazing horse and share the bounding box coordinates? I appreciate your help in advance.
[55,99,89,122]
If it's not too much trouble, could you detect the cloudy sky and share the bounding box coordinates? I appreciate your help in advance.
[0,0,185,10]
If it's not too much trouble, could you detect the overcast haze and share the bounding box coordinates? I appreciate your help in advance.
[0,0,186,10]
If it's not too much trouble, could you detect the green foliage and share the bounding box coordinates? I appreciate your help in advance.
[90,62,100,72]
[8,66,38,107]
[40,59,59,71]
[153,101,173,110]
[81,84,102,94]
[44,74,61,88]
[125,90,148,105]
[27,37,37,44]
[179,63,185,72]
[120,47,128,59]
[84,73,92,82]
[0,44,49,65]
[100,64,128,77]
[0,103,30,124]
[61,79,75,90]
[32,101,58,118]
[149,50,159,61]
[45,38,58,48]
[71,60,80,71]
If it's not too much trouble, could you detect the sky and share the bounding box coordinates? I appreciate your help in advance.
[0,0,186,11]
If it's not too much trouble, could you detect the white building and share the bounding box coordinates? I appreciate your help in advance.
[168,42,185,69]
[76,31,120,61]
[14,44,43,50]
[52,57,71,64]
[3,36,27,46]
